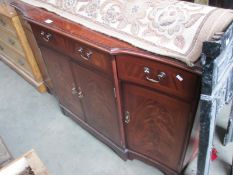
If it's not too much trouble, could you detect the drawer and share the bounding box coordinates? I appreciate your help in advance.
[0,28,24,53]
[0,41,32,74]
[117,55,200,101]
[0,15,15,34]
[73,41,113,75]
[30,23,113,75]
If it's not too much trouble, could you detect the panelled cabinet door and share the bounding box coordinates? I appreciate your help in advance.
[39,45,84,120]
[123,83,191,171]
[71,61,121,146]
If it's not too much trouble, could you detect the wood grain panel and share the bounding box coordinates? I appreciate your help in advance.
[117,55,199,101]
[123,83,192,170]
[30,23,113,76]
[39,45,84,120]
[73,41,113,75]
[71,62,121,146]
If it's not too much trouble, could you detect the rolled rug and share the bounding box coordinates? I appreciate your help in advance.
[18,0,233,66]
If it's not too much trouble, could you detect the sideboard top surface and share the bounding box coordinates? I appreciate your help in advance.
[11,1,202,75]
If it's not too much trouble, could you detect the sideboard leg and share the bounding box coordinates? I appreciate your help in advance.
[197,99,217,175]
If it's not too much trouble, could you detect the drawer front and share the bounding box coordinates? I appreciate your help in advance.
[73,42,113,75]
[0,15,15,33]
[117,55,199,101]
[0,28,24,53]
[0,41,32,74]
[30,23,113,75]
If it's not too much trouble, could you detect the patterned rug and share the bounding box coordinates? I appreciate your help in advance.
[20,0,233,66]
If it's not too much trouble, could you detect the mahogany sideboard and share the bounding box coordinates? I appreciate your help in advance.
[12,1,202,175]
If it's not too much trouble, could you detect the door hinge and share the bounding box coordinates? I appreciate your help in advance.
[113,88,117,98]
[125,111,130,124]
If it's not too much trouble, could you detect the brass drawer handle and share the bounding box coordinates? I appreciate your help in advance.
[77,87,84,98]
[125,111,130,124]
[0,18,6,26]
[41,31,52,42]
[0,45,4,51]
[78,47,93,60]
[72,85,84,98]
[18,58,25,66]
[144,67,166,83]
[8,38,15,46]
[72,87,78,95]
[86,51,93,59]
[77,47,84,54]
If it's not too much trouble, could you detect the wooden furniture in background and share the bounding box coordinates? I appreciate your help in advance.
[0,3,46,92]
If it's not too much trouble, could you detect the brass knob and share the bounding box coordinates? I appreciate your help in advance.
[77,87,83,98]
[0,45,4,51]
[125,111,130,124]
[78,47,84,54]
[41,31,52,42]
[72,87,78,95]
[41,31,45,36]
[0,19,6,26]
[8,38,15,46]
[86,51,93,59]
[18,58,25,66]
[72,85,84,98]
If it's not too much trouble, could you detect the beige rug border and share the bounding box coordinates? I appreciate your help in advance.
[20,0,233,66]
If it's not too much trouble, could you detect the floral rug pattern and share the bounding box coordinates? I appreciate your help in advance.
[20,0,233,65]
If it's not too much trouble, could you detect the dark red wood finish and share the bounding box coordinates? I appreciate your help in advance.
[39,45,85,120]
[123,83,192,171]
[117,55,199,102]
[71,61,121,146]
[12,1,202,175]
[30,23,113,76]
[32,24,123,148]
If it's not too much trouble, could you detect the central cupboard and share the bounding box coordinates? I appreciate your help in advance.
[38,44,122,147]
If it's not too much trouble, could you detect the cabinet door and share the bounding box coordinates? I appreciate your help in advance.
[39,45,84,120]
[71,62,121,146]
[123,83,191,170]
